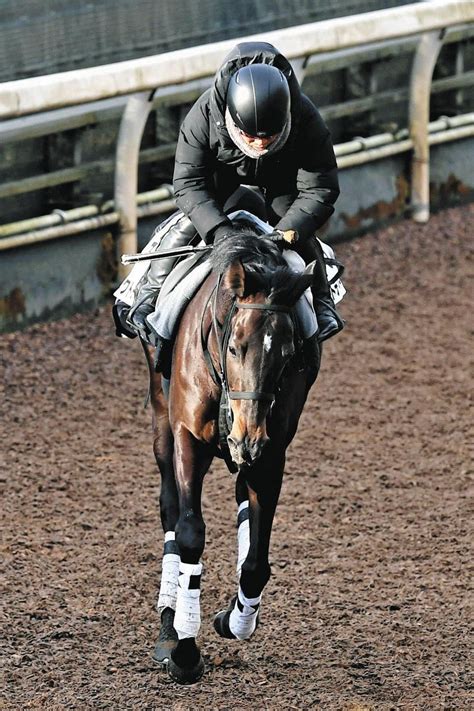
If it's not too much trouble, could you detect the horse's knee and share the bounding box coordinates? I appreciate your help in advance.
[240,559,271,597]
[176,514,206,563]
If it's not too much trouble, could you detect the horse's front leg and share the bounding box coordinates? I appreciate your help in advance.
[168,425,213,684]
[214,453,285,640]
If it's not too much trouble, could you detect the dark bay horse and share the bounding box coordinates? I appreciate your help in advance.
[142,231,321,683]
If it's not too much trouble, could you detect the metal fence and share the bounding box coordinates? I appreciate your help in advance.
[0,0,419,81]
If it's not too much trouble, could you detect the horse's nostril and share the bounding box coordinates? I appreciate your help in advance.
[227,435,269,465]
[248,436,269,460]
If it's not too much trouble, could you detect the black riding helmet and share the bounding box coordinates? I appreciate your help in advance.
[226,64,291,138]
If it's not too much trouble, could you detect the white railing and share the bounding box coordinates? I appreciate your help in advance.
[1,0,471,118]
[0,0,473,274]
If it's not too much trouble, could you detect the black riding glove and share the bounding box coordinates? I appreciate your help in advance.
[266,229,299,248]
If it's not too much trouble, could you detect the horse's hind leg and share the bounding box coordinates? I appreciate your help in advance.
[213,472,251,636]
[142,342,179,665]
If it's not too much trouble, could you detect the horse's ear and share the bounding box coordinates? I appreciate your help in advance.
[287,274,314,305]
[270,272,313,306]
[222,260,245,297]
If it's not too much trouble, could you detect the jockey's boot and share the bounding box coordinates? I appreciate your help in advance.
[129,214,199,371]
[112,300,137,339]
[126,287,159,344]
[294,235,344,345]
[310,239,344,343]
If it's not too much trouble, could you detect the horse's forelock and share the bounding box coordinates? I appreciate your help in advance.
[212,230,311,303]
[211,230,285,276]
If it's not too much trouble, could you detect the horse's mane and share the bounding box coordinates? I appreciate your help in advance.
[211,227,285,273]
[211,227,308,300]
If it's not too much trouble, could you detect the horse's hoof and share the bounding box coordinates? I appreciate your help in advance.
[214,596,261,640]
[152,607,178,666]
[213,609,237,640]
[152,638,177,666]
[167,654,205,684]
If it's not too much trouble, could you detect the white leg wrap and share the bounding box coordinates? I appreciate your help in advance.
[229,586,261,641]
[236,501,250,578]
[173,561,202,640]
[157,531,180,613]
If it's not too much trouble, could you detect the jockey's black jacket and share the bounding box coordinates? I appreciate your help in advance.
[173,42,340,244]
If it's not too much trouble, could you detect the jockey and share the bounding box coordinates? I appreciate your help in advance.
[119,41,343,353]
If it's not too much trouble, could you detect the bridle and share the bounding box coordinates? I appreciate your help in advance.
[219,300,293,404]
[201,276,297,406]
[200,274,301,472]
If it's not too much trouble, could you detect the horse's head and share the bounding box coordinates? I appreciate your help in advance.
[214,233,314,466]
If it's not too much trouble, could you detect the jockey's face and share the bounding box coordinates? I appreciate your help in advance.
[239,130,280,150]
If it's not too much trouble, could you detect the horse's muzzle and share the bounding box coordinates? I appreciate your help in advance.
[227,434,269,466]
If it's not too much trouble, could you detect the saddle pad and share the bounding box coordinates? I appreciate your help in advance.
[147,259,213,340]
[113,211,185,307]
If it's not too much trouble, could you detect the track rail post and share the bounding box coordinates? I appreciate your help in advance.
[114,91,154,279]
[409,30,445,223]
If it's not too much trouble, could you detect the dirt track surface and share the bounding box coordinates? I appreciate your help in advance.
[2,205,473,710]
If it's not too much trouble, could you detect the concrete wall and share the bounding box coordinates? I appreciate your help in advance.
[1,137,472,333]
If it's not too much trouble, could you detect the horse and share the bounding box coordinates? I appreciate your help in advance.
[141,228,322,683]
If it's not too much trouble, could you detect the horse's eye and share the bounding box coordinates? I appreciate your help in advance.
[229,345,237,357]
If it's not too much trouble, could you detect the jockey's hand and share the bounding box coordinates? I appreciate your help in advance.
[266,229,299,248]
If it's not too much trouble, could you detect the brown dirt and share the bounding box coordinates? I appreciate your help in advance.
[1,205,473,710]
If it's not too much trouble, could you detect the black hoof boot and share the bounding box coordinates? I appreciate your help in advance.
[168,638,204,685]
[213,597,237,639]
[152,607,178,667]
